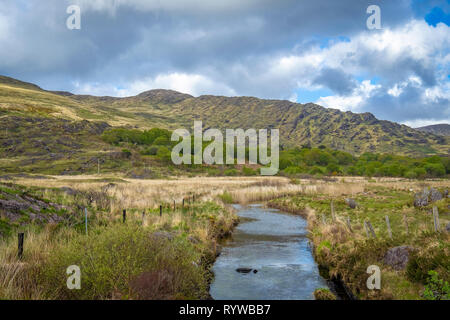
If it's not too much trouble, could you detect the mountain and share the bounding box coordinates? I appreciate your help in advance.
[0,75,448,158]
[416,124,450,137]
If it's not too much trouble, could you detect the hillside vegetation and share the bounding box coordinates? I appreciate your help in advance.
[416,124,450,137]
[0,75,448,157]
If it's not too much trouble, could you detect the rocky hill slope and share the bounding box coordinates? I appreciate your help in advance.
[0,75,448,157]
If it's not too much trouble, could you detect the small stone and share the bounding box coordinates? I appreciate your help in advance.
[414,188,430,207]
[383,246,415,270]
[344,198,357,209]
[236,268,252,274]
[429,188,443,202]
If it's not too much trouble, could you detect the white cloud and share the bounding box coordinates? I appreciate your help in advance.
[73,72,236,97]
[316,80,381,111]
[403,118,450,128]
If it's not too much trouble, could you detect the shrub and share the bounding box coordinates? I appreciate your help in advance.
[309,166,324,175]
[242,166,257,176]
[218,192,233,204]
[424,163,446,177]
[224,169,239,176]
[142,146,158,155]
[283,166,302,175]
[423,270,450,300]
[314,288,337,300]
[38,225,207,299]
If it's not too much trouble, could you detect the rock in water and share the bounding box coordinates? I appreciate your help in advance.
[383,246,415,270]
[236,268,253,274]
[345,198,357,209]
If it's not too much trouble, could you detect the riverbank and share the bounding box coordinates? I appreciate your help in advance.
[268,184,450,300]
[0,181,238,299]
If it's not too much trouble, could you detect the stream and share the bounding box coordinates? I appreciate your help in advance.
[209,204,328,300]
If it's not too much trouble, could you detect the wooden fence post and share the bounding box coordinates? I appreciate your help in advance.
[346,217,352,232]
[18,232,24,259]
[331,201,335,222]
[366,220,376,238]
[173,200,176,211]
[403,214,409,235]
[160,205,162,217]
[123,209,126,223]
[364,221,370,238]
[368,221,375,238]
[433,206,440,232]
[385,215,392,239]
[85,208,88,235]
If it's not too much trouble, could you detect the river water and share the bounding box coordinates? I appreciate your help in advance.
[210,204,328,300]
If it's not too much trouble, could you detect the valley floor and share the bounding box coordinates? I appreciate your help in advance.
[0,174,448,299]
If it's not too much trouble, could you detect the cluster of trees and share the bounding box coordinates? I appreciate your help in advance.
[101,128,173,162]
[279,146,449,178]
[102,128,449,178]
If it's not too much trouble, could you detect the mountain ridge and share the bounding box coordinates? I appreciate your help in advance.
[0,75,448,156]
[416,124,450,137]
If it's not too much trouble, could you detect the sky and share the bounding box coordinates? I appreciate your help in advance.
[0,0,449,127]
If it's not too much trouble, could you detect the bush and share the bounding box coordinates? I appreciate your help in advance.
[406,246,449,283]
[423,270,450,300]
[39,225,207,299]
[142,146,159,155]
[313,288,337,300]
[224,169,239,176]
[309,166,324,175]
[218,192,233,204]
[283,166,303,175]
[424,163,446,177]
[156,146,171,163]
[242,166,257,176]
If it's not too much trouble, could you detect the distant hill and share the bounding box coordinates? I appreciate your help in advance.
[416,124,450,137]
[0,75,448,157]
[0,75,43,91]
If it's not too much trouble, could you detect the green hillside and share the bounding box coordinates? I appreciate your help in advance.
[416,124,450,137]
[0,75,448,158]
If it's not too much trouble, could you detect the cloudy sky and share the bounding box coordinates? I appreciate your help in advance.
[0,0,449,127]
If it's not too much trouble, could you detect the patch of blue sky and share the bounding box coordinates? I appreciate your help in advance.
[425,6,450,26]
[294,87,334,104]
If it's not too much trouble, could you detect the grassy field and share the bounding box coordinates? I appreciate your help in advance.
[0,174,448,299]
[269,180,450,300]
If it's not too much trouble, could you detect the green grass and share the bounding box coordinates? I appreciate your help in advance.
[0,182,238,300]
[269,185,450,300]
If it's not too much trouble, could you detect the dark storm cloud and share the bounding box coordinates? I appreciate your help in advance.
[0,0,448,125]
[0,0,414,87]
[364,83,450,123]
[313,68,357,95]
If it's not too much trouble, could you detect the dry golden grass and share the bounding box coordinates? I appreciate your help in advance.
[8,175,371,209]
